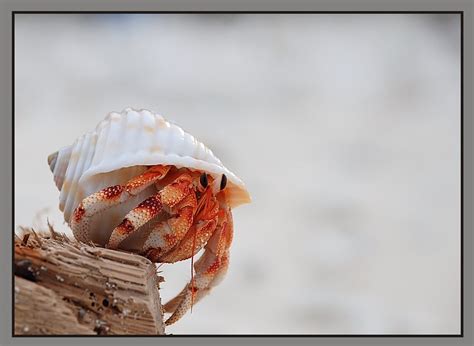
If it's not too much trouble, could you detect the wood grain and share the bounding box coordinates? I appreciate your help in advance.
[14,228,165,335]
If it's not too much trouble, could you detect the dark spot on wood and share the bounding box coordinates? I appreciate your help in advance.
[94,324,109,335]
[102,298,109,307]
[14,259,36,282]
[21,234,30,246]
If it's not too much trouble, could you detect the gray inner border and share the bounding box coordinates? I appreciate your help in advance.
[0,0,472,345]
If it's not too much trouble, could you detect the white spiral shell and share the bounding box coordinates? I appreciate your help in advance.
[49,108,251,226]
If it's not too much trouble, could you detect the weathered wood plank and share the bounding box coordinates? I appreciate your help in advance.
[14,229,165,335]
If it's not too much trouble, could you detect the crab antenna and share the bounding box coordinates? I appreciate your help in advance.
[190,223,198,313]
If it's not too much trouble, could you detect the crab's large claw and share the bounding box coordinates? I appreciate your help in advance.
[107,173,195,249]
[163,207,233,326]
[157,187,220,263]
[142,191,198,262]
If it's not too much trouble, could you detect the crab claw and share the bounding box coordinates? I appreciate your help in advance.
[107,173,194,249]
[158,187,220,263]
[142,192,198,262]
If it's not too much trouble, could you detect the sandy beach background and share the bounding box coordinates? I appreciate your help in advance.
[14,14,460,334]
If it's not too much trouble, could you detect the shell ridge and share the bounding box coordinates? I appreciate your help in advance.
[52,145,72,190]
[91,114,112,168]
[52,108,251,219]
[62,132,88,219]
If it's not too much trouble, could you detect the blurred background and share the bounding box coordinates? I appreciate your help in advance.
[14,14,460,334]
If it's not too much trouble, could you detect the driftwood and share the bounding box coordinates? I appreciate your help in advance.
[14,227,166,335]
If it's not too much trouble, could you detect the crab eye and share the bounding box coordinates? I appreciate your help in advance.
[220,174,227,190]
[199,173,208,188]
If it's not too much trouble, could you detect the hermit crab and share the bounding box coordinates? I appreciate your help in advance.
[47,108,251,325]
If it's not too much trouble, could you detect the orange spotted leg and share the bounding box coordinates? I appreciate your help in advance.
[163,207,234,326]
[106,173,197,249]
[71,165,171,243]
